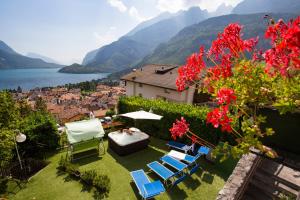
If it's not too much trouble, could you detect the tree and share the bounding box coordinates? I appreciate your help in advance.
[171,16,300,160]
[0,91,19,129]
[0,129,15,167]
[17,86,22,93]
[0,91,19,166]
[19,111,59,157]
[18,99,33,117]
[34,96,47,112]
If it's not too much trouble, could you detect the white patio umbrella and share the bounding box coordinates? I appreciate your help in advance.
[119,110,163,120]
[119,110,163,127]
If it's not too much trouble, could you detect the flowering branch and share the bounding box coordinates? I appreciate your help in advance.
[172,16,300,160]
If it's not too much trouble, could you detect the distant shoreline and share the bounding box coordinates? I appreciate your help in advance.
[0,68,110,91]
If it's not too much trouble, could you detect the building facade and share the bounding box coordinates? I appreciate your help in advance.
[121,64,195,104]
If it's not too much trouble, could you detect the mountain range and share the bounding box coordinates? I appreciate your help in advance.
[59,0,300,76]
[106,13,296,80]
[59,7,210,73]
[232,0,300,14]
[26,52,60,64]
[0,41,63,69]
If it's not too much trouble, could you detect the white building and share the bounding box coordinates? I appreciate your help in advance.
[121,64,196,104]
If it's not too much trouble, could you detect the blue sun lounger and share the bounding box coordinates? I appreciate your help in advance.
[160,155,188,171]
[161,155,200,175]
[166,141,194,153]
[147,161,187,186]
[168,150,199,164]
[130,170,165,200]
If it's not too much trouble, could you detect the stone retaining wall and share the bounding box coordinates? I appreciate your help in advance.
[216,153,262,200]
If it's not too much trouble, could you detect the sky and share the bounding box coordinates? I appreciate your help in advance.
[0,0,242,65]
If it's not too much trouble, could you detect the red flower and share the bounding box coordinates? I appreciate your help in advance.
[209,23,258,59]
[176,47,206,91]
[217,88,236,105]
[264,17,300,77]
[206,105,233,133]
[169,117,189,140]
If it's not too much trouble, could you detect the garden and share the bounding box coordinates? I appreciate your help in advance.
[0,16,299,200]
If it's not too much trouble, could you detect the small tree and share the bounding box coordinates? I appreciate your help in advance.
[34,96,47,112]
[20,111,59,157]
[171,16,300,160]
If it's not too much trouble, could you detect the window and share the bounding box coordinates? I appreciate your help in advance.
[139,83,143,87]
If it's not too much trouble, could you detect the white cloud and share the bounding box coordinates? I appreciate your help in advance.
[107,0,127,12]
[129,6,147,22]
[93,27,118,47]
[156,0,242,13]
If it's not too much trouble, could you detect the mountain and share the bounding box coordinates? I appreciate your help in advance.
[210,3,233,17]
[82,12,175,66]
[26,52,60,64]
[125,12,174,37]
[82,48,101,66]
[108,13,296,79]
[232,0,300,14]
[0,40,18,55]
[68,7,209,74]
[60,38,150,73]
[0,41,63,69]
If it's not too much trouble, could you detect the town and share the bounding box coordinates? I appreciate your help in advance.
[12,84,125,124]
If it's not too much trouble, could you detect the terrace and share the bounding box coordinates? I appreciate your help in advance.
[7,138,237,200]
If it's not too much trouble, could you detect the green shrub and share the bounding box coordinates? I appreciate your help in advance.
[105,109,115,117]
[93,174,111,195]
[57,156,80,177]
[57,157,110,198]
[81,170,97,185]
[20,111,59,157]
[118,96,235,145]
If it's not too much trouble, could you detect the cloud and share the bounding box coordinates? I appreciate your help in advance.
[156,0,242,13]
[129,6,147,22]
[107,0,127,12]
[93,26,118,47]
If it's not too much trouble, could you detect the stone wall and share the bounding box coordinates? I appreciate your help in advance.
[216,152,262,200]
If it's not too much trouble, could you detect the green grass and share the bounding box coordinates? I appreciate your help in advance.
[8,138,237,200]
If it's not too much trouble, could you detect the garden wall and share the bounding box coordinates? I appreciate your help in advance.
[118,96,235,145]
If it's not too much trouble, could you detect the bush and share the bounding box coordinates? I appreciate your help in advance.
[20,111,59,157]
[57,157,110,198]
[93,174,110,195]
[57,156,80,177]
[81,170,97,185]
[118,96,235,145]
[105,109,115,117]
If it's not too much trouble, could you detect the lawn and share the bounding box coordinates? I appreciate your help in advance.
[8,138,237,200]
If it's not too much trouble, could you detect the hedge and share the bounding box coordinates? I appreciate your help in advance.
[260,108,300,154]
[118,96,235,145]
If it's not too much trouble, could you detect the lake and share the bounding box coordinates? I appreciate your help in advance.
[0,68,109,91]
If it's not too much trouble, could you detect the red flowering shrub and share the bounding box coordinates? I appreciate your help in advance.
[216,88,236,105]
[264,17,300,77]
[172,16,300,160]
[176,47,206,91]
[169,117,189,140]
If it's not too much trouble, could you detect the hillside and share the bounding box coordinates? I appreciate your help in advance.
[0,40,17,55]
[68,7,209,74]
[0,40,63,69]
[108,13,296,79]
[26,52,60,64]
[232,0,300,14]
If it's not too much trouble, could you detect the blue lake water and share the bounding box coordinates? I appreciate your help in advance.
[0,68,109,91]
